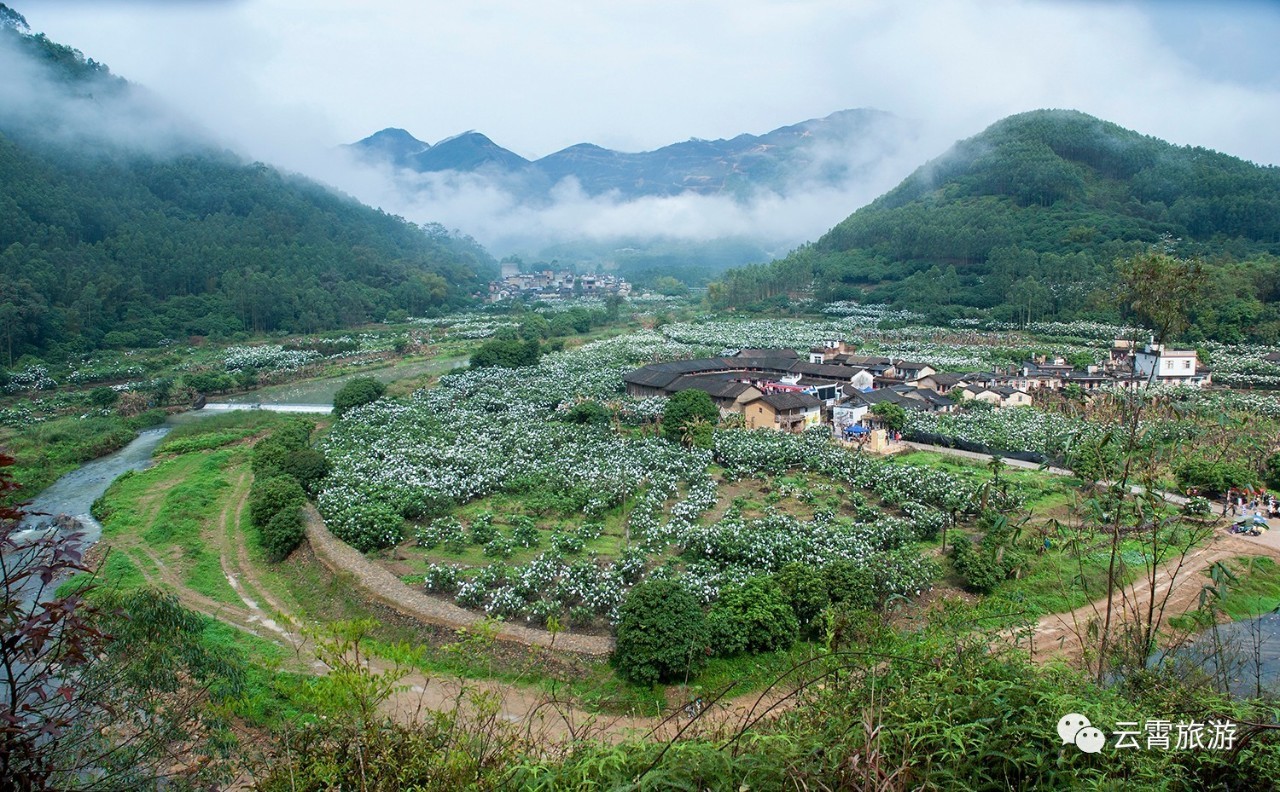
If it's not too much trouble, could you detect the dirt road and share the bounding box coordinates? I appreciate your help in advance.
[1015,531,1280,663]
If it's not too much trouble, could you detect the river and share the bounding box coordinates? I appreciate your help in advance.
[15,354,468,544]
[15,353,1280,696]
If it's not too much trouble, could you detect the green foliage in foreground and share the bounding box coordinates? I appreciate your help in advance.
[515,624,1280,791]
[612,579,708,686]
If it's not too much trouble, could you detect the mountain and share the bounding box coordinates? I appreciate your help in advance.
[710,109,1280,343]
[410,131,531,173]
[345,127,430,168]
[348,108,918,200]
[0,17,494,363]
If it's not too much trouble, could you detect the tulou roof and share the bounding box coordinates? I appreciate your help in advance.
[755,391,823,411]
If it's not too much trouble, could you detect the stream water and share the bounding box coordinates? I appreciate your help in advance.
[15,356,468,543]
[17,403,338,546]
[14,355,1280,694]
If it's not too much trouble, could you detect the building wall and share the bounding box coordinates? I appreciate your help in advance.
[625,383,668,398]
[745,402,779,431]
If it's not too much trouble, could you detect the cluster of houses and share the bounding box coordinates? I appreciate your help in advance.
[623,339,1212,436]
[487,266,631,303]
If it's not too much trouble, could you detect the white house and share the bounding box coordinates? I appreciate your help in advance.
[1133,345,1209,387]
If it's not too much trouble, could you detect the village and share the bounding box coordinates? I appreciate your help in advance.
[624,337,1213,445]
[487,263,632,303]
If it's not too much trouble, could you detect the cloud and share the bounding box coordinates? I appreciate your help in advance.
[25,0,1280,164]
[18,0,1280,257]
[0,29,210,157]
[309,110,935,258]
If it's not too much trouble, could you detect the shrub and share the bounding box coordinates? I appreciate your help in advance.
[423,564,461,593]
[522,487,587,516]
[250,436,292,478]
[551,532,585,555]
[249,475,306,530]
[661,390,719,445]
[612,580,708,686]
[565,400,611,425]
[88,386,118,408]
[470,338,541,369]
[706,576,799,657]
[333,376,387,417]
[774,562,830,630]
[331,501,404,552]
[483,535,515,559]
[823,561,877,610]
[1068,435,1122,483]
[273,418,316,449]
[1268,451,1280,489]
[1173,456,1260,496]
[469,513,498,545]
[280,448,329,494]
[951,534,1005,594]
[905,503,947,541]
[261,506,305,561]
[511,518,540,548]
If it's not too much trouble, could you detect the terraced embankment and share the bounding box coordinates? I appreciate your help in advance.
[302,505,615,658]
[85,439,804,743]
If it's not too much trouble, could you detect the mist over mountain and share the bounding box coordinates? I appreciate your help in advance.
[349,109,915,200]
[0,15,492,362]
[712,109,1280,343]
[339,109,929,268]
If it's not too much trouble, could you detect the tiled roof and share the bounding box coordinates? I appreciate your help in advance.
[667,375,757,400]
[735,348,799,359]
[756,392,822,411]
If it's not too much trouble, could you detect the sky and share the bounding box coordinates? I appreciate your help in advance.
[18,0,1280,255]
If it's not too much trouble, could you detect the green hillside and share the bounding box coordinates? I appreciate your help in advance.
[711,109,1280,342]
[0,15,493,364]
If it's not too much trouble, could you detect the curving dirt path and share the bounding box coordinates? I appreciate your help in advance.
[215,468,304,646]
[302,505,615,658]
[1014,529,1280,664]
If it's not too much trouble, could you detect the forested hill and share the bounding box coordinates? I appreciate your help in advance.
[710,109,1280,343]
[0,10,494,364]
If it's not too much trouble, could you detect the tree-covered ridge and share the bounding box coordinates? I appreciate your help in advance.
[711,110,1280,343]
[0,18,494,363]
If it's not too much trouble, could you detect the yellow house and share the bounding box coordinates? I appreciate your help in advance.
[743,392,823,432]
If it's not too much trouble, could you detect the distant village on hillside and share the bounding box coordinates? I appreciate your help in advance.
[487,262,631,303]
[625,339,1212,440]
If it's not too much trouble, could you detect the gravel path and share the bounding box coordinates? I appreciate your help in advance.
[302,505,615,658]
[900,440,1076,476]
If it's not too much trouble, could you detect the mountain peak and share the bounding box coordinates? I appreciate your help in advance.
[348,109,918,199]
[345,127,430,168]
[410,131,530,173]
